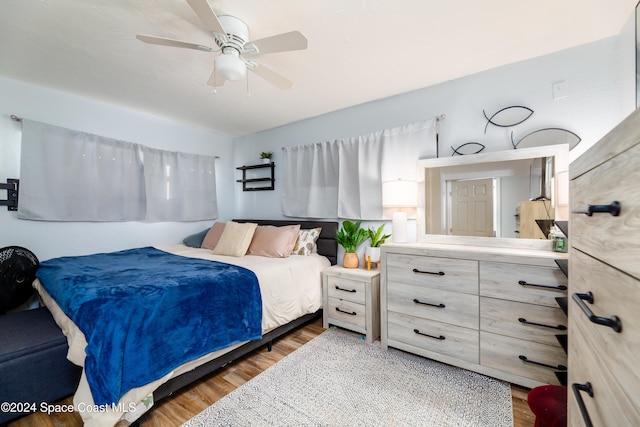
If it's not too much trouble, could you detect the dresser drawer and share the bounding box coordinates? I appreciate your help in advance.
[387,282,479,329]
[480,332,566,385]
[386,253,478,295]
[570,141,640,280]
[480,297,566,347]
[568,315,640,427]
[480,261,567,307]
[569,249,640,400]
[327,298,365,334]
[388,311,479,363]
[327,276,366,304]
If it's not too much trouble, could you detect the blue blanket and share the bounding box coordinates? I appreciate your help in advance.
[36,247,262,405]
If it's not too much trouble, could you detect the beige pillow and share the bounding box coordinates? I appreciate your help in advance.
[201,222,226,249]
[247,224,301,258]
[212,222,258,257]
[293,227,322,255]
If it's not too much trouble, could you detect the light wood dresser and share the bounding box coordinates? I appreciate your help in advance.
[322,265,380,343]
[381,242,568,388]
[568,109,640,426]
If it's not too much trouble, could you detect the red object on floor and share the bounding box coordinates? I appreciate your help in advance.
[527,385,568,427]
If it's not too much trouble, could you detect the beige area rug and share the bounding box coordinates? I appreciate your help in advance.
[182,328,513,427]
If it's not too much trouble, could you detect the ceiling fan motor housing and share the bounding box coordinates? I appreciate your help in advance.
[214,15,250,81]
[216,15,249,51]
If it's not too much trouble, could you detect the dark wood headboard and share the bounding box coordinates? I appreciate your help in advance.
[233,219,338,265]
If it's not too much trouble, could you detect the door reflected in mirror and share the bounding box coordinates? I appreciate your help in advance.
[417,145,568,242]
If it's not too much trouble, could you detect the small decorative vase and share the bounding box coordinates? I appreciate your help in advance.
[262,158,271,164]
[343,252,359,268]
[365,246,381,263]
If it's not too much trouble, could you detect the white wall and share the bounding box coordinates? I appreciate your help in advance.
[0,76,234,260]
[233,37,631,246]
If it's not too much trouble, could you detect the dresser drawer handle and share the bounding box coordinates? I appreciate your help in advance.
[413,298,445,309]
[335,307,357,316]
[518,280,567,291]
[572,201,621,217]
[518,317,567,330]
[412,268,445,276]
[572,292,623,333]
[335,285,356,293]
[572,382,594,427]
[518,355,567,371]
[413,329,445,340]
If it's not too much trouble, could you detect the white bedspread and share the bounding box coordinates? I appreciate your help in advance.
[34,245,329,427]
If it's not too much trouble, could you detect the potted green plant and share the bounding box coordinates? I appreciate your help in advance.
[260,151,273,164]
[365,224,391,263]
[335,220,368,268]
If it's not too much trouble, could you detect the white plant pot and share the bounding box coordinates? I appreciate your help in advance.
[262,158,271,164]
[364,246,381,263]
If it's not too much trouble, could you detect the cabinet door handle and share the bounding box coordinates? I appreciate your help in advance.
[413,298,445,308]
[572,382,594,427]
[572,292,622,333]
[572,201,621,217]
[412,268,445,276]
[518,280,567,291]
[518,317,567,330]
[518,355,567,371]
[413,329,445,340]
[335,307,357,316]
[335,285,356,293]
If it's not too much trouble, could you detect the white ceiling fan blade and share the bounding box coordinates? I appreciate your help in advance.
[244,31,307,55]
[186,0,227,40]
[136,34,213,52]
[206,69,226,87]
[249,62,293,90]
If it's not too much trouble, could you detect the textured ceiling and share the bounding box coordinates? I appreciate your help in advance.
[0,0,636,136]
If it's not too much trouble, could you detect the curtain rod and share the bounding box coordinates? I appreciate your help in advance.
[8,114,220,159]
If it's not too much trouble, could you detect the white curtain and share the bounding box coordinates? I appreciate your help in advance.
[19,119,146,221]
[18,119,218,222]
[282,142,340,218]
[282,118,435,219]
[143,147,218,222]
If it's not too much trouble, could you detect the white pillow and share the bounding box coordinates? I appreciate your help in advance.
[293,227,322,255]
[212,221,257,257]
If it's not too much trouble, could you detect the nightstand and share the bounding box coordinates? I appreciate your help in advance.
[322,265,380,343]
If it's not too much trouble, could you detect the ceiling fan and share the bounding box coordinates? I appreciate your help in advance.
[136,0,307,90]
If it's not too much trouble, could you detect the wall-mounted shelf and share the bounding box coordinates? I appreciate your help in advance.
[236,163,275,191]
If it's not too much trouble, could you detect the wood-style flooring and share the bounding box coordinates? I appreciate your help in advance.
[8,318,536,427]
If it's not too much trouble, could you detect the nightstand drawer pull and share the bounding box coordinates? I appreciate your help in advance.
[518,317,567,330]
[413,329,445,340]
[572,292,623,333]
[572,382,594,427]
[518,280,567,291]
[335,285,356,293]
[518,355,567,371]
[412,268,445,276]
[335,307,357,316]
[572,201,621,217]
[413,298,445,309]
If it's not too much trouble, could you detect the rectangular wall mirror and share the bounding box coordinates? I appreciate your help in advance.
[417,145,569,249]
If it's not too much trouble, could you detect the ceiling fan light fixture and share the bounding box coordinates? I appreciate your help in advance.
[215,48,246,81]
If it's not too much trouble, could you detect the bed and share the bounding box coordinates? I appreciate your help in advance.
[32,219,338,427]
